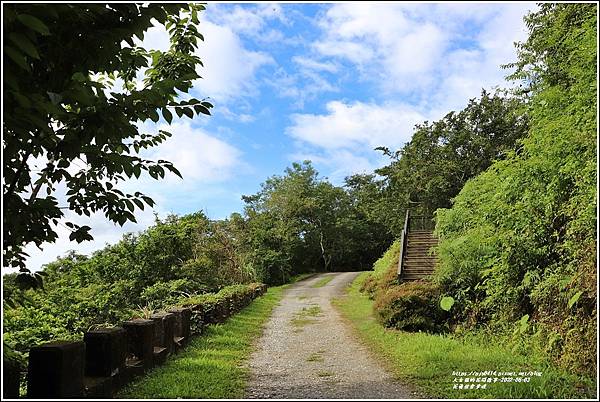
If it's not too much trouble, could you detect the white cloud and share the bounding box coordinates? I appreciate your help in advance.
[286,101,426,181]
[207,3,289,36]
[142,120,243,184]
[314,40,374,64]
[313,2,535,97]
[136,12,274,105]
[268,66,338,109]
[192,21,274,102]
[287,101,425,152]
[287,3,535,180]
[292,56,338,73]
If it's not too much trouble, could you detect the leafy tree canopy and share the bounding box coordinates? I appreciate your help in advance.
[434,3,596,374]
[374,89,529,235]
[3,3,213,283]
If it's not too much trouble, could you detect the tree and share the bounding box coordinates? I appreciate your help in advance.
[375,90,529,235]
[435,3,596,374]
[240,161,391,284]
[3,3,213,282]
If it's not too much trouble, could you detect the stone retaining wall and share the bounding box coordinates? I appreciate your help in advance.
[2,283,268,399]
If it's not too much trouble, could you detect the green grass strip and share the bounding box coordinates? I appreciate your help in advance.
[311,275,334,288]
[117,284,287,399]
[334,272,595,399]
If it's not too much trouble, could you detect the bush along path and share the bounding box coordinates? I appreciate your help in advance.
[245,272,418,399]
[337,272,596,399]
[8,283,267,399]
[118,283,283,398]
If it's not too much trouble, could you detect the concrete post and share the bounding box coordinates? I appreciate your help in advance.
[27,341,85,398]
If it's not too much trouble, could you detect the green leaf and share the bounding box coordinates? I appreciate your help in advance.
[17,14,50,35]
[133,198,145,210]
[4,46,29,70]
[13,92,31,108]
[165,164,183,179]
[162,107,173,124]
[148,109,160,123]
[567,291,583,309]
[518,314,529,334]
[72,72,86,82]
[182,107,194,119]
[9,33,39,59]
[440,296,454,311]
[193,105,211,116]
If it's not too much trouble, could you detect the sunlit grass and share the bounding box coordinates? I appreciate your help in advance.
[312,275,334,288]
[290,305,322,331]
[117,284,287,399]
[334,272,595,399]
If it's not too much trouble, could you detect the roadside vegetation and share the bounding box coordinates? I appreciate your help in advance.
[3,3,596,399]
[356,4,596,395]
[118,284,287,398]
[336,273,595,399]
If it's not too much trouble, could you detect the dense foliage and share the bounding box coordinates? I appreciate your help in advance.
[2,2,595,391]
[356,3,596,381]
[3,212,250,355]
[3,161,390,360]
[434,3,597,374]
[240,161,392,284]
[3,3,212,278]
[359,241,447,332]
[367,90,529,236]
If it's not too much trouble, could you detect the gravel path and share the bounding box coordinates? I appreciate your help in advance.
[245,272,416,399]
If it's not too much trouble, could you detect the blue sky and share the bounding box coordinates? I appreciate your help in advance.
[23,2,535,272]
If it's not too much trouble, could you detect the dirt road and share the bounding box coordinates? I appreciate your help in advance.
[245,272,415,399]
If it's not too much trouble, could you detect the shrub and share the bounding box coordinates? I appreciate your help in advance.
[140,279,195,309]
[360,241,400,299]
[373,280,446,332]
[177,283,267,333]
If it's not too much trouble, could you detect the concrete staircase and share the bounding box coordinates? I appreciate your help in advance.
[400,230,438,281]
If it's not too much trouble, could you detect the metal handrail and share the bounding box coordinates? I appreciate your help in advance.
[397,209,410,280]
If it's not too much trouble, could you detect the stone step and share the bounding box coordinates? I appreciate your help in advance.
[406,254,436,258]
[402,274,434,279]
[404,258,437,264]
[403,260,435,265]
[403,267,435,273]
[404,265,436,270]
[403,269,435,274]
[402,270,434,274]
[404,255,437,259]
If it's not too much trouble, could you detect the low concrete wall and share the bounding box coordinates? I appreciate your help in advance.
[3,283,268,399]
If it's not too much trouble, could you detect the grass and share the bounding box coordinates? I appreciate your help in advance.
[316,370,334,377]
[289,272,318,284]
[290,305,322,331]
[312,275,334,288]
[117,284,288,399]
[306,350,325,363]
[334,272,596,399]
